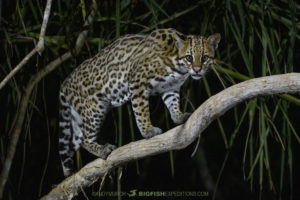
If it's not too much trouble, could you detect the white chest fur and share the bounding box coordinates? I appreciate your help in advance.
[150,72,189,94]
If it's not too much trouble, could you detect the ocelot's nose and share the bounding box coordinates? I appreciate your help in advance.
[192,66,201,72]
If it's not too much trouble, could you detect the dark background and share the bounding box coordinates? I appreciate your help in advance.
[0,0,299,199]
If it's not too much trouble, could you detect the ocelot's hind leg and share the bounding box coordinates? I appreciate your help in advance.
[81,102,116,159]
[81,140,116,159]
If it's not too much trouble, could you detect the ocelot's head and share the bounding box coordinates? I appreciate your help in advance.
[174,32,221,80]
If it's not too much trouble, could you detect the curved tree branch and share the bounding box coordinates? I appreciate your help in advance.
[41,73,300,200]
[0,2,98,199]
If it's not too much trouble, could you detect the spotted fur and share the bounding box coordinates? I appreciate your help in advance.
[59,28,221,176]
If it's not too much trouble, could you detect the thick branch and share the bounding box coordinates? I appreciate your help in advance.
[41,73,300,200]
[0,2,98,199]
[0,0,52,90]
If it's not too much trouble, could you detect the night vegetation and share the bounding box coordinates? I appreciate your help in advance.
[0,0,299,199]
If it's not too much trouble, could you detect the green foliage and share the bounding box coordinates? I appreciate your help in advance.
[0,0,299,199]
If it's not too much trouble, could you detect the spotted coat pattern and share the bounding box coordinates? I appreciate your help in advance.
[59,28,221,176]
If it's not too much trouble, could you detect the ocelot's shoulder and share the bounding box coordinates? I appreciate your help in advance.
[145,28,187,51]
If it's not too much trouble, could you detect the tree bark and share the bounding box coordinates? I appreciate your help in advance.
[41,73,300,200]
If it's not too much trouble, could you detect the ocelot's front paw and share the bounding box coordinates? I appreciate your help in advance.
[144,126,162,139]
[174,112,192,124]
[99,143,117,159]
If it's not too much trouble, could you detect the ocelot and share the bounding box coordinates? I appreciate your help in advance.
[59,28,221,176]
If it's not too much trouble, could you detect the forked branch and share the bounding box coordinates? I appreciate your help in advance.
[41,73,300,200]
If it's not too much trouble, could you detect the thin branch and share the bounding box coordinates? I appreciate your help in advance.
[41,73,300,200]
[36,0,52,54]
[0,2,98,199]
[0,0,52,91]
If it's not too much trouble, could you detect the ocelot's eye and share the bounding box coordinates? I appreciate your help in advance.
[185,55,193,62]
[201,55,209,62]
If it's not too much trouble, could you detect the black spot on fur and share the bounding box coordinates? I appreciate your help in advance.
[60,153,70,162]
[130,84,140,90]
[167,38,173,45]
[163,94,173,102]
[59,142,67,151]
[177,33,186,41]
[64,159,73,168]
[155,77,165,82]
[97,93,103,98]
[60,94,67,102]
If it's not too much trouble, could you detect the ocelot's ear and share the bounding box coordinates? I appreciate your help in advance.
[174,32,186,50]
[207,33,221,50]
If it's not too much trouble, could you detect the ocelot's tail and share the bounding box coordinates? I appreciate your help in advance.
[58,92,75,177]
